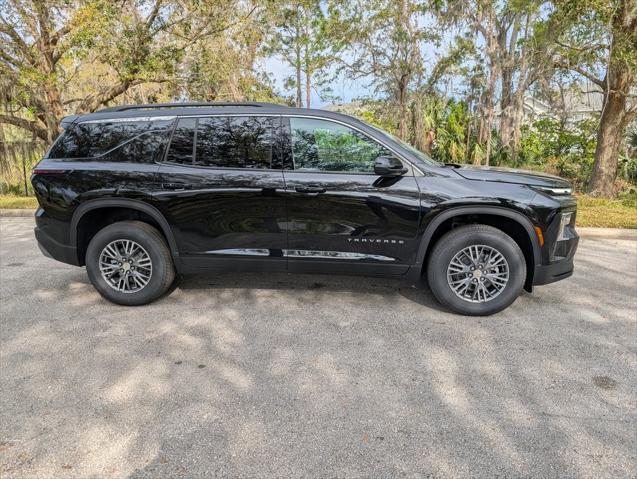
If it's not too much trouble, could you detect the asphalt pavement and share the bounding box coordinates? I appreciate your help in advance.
[1,217,636,478]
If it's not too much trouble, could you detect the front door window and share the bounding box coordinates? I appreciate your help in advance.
[289,117,392,173]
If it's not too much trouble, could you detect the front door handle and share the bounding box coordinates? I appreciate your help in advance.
[295,186,326,194]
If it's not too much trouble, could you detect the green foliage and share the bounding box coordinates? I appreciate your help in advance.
[430,100,470,164]
[0,194,38,209]
[619,189,637,208]
[518,117,598,190]
[1,0,635,200]
[576,194,637,228]
[349,95,635,195]
[619,155,637,184]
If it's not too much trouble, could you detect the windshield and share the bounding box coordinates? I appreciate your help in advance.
[365,122,441,166]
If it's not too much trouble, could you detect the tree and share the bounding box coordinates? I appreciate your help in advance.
[0,0,255,142]
[181,3,280,102]
[496,2,549,163]
[551,0,637,196]
[267,0,332,108]
[438,0,552,165]
[330,0,438,139]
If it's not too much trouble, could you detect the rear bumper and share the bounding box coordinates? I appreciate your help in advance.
[34,226,80,266]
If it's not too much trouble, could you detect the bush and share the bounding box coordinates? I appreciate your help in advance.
[0,180,32,196]
[518,117,597,191]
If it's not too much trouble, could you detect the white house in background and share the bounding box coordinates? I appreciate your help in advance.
[521,87,604,123]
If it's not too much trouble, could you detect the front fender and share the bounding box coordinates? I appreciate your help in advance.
[412,205,541,278]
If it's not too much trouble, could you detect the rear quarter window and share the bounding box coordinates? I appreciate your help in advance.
[48,119,173,162]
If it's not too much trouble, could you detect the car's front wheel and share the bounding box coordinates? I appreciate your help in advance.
[85,221,175,306]
[427,224,526,316]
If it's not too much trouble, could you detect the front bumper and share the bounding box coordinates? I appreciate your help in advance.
[34,226,80,266]
[533,227,579,286]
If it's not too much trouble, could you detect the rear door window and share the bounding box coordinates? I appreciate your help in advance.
[164,116,276,169]
[165,118,196,164]
[196,116,273,169]
[49,119,173,162]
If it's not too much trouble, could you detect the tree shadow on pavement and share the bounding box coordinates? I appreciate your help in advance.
[1,220,636,478]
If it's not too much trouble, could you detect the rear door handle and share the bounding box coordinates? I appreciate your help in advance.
[295,186,326,194]
[162,183,193,190]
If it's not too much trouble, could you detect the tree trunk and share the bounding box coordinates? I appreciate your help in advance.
[587,81,628,196]
[586,3,636,196]
[465,117,473,163]
[499,107,514,150]
[498,13,521,150]
[304,43,311,108]
[413,96,424,151]
[43,82,64,142]
[478,64,498,166]
[484,120,493,167]
[396,0,413,141]
[295,50,302,107]
[499,54,514,149]
[397,78,408,140]
[294,15,302,108]
[510,88,527,164]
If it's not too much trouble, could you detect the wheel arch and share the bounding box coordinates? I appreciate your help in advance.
[415,206,541,289]
[70,199,179,265]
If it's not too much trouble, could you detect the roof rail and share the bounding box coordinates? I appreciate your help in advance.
[97,102,286,112]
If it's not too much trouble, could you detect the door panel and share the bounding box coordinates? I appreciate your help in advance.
[281,116,422,275]
[283,172,421,274]
[154,115,287,272]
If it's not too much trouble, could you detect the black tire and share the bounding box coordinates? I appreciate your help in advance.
[426,224,526,316]
[85,221,175,306]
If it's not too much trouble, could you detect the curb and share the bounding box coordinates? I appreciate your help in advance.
[1,209,635,240]
[576,227,637,241]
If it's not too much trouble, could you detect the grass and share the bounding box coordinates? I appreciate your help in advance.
[1,193,636,228]
[0,195,38,209]
[576,194,637,229]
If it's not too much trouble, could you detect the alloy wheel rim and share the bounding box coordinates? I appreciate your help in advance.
[99,239,152,293]
[446,244,509,303]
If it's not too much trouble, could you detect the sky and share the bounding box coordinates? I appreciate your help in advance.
[262,56,376,108]
[261,18,460,109]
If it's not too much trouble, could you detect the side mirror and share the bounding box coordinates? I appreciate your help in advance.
[374,156,408,177]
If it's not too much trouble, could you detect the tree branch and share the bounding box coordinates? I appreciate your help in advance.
[75,79,140,113]
[553,56,605,89]
[0,114,48,141]
[75,78,171,113]
[146,0,164,29]
[0,18,35,63]
[555,39,607,53]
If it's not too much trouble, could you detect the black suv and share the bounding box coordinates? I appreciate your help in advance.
[31,102,579,315]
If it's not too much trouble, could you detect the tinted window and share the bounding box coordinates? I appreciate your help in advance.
[196,116,273,169]
[105,130,170,163]
[49,120,172,159]
[290,118,391,173]
[166,118,196,164]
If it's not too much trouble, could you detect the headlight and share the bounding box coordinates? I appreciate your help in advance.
[557,212,573,241]
[535,185,573,196]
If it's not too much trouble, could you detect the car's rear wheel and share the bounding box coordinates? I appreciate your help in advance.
[427,224,526,316]
[86,221,175,305]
